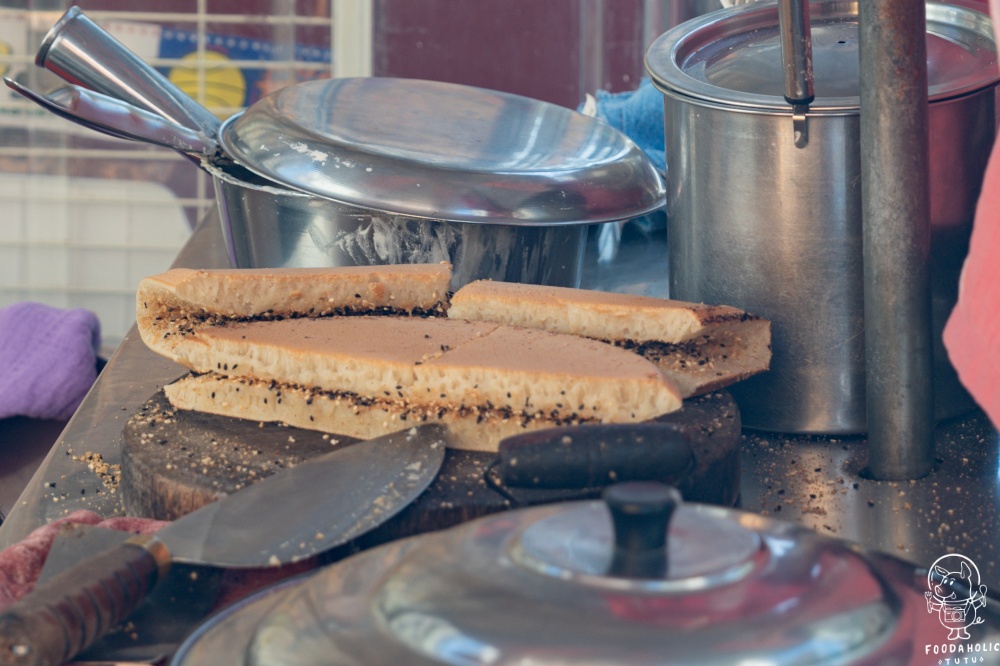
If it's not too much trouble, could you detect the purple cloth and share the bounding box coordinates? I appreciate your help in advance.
[0,302,101,421]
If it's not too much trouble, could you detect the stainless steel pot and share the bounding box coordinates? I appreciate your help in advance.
[20,8,666,291]
[209,162,589,288]
[205,75,660,289]
[173,483,1000,665]
[646,1,999,433]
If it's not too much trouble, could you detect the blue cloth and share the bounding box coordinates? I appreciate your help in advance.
[584,78,666,174]
[0,302,101,421]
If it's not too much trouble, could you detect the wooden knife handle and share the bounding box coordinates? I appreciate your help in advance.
[0,535,167,666]
[497,422,694,489]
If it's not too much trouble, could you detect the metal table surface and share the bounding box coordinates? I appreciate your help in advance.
[2,214,999,589]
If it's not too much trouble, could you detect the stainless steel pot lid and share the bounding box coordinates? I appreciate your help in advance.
[645,0,999,112]
[217,77,665,226]
[244,484,954,665]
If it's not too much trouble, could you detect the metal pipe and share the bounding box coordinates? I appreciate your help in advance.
[778,0,814,104]
[858,0,934,480]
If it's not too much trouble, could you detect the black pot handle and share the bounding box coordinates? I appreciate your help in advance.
[492,422,695,490]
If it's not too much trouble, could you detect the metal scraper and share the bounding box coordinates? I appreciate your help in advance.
[0,423,451,666]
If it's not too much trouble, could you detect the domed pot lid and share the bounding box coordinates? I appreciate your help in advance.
[245,483,953,665]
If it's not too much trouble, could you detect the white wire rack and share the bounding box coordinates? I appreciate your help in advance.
[0,2,343,349]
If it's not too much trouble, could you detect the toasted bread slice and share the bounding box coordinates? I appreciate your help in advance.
[448,280,771,398]
[137,264,451,364]
[161,316,682,451]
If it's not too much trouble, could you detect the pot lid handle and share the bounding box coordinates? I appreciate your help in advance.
[605,483,682,579]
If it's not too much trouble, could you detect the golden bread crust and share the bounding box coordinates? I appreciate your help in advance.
[449,280,771,398]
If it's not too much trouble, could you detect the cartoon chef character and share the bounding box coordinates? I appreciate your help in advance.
[925,554,988,640]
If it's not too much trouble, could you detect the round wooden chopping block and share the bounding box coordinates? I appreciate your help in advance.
[121,390,741,543]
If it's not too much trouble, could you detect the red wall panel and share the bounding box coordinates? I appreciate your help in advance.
[372,0,645,109]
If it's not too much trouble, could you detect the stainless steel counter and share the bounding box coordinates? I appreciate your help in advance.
[2,214,999,591]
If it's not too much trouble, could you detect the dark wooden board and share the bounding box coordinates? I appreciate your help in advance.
[121,390,742,544]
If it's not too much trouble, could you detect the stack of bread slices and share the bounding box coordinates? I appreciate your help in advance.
[136,264,770,452]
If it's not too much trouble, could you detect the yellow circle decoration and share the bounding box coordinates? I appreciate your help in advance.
[0,41,12,78]
[168,50,246,119]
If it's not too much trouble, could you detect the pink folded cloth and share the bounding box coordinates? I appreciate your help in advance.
[942,0,1000,429]
[0,509,316,614]
[943,147,1000,427]
[0,302,101,421]
[0,509,167,611]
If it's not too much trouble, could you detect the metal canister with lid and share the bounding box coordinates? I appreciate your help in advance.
[645,1,999,433]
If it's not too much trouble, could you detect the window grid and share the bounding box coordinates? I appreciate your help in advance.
[0,2,334,348]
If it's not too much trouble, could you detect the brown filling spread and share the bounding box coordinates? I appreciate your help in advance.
[696,310,760,326]
[613,336,731,371]
[155,302,448,339]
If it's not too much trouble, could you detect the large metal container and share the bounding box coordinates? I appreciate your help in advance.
[646,1,999,433]
[209,163,590,290]
[206,77,666,291]
[22,7,666,293]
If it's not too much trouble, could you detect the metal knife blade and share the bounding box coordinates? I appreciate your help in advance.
[0,423,450,666]
[165,423,448,567]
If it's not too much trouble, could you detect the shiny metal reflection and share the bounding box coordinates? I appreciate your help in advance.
[35,6,222,140]
[218,78,665,226]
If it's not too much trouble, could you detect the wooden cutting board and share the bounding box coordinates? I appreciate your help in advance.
[121,390,742,545]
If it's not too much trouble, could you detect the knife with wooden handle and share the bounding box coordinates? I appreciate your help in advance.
[0,423,450,666]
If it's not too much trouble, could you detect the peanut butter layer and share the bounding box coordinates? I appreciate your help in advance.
[179,316,681,422]
[199,316,497,365]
